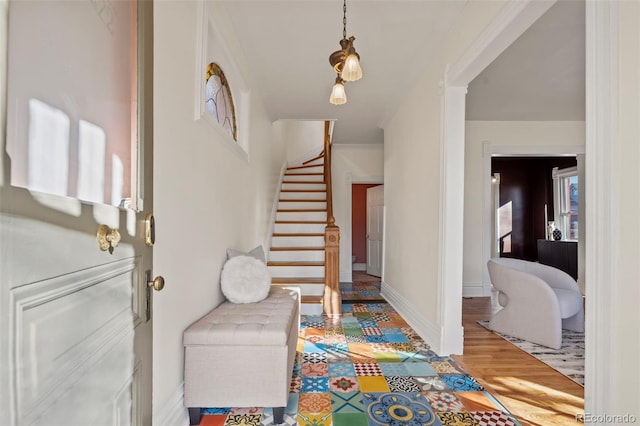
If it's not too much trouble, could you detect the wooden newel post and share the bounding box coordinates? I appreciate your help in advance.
[323,220,342,317]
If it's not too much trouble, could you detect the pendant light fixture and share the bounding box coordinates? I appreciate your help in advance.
[328,0,362,104]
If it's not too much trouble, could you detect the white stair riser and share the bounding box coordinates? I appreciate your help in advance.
[274,223,327,234]
[276,211,327,222]
[271,235,325,247]
[279,191,325,200]
[269,250,324,262]
[286,165,323,174]
[283,174,324,182]
[281,183,326,191]
[271,283,325,296]
[278,201,326,210]
[268,265,324,278]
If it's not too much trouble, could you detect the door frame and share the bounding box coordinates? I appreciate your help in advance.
[344,172,383,283]
[442,0,619,414]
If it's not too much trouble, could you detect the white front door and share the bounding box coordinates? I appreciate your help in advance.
[366,185,384,277]
[0,1,155,425]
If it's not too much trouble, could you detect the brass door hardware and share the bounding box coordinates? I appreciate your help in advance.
[97,224,121,254]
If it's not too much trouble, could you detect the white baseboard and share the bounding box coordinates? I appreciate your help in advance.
[352,263,366,271]
[264,161,288,261]
[340,271,352,283]
[381,281,443,354]
[153,382,189,426]
[462,281,493,297]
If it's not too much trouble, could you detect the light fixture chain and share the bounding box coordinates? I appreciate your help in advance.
[343,0,347,40]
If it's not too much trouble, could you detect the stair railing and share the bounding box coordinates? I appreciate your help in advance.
[323,120,342,317]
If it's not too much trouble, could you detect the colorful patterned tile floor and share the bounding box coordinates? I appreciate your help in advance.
[201,279,520,426]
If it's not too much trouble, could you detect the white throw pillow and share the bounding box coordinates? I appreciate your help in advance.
[226,245,266,263]
[221,255,271,303]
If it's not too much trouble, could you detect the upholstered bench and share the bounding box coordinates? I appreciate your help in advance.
[183,287,299,425]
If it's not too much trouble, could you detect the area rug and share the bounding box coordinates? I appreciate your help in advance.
[340,274,385,303]
[478,320,584,386]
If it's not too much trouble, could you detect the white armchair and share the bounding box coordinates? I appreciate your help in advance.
[487,257,584,349]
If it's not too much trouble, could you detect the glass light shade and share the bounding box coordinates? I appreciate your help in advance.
[329,81,347,105]
[341,54,362,81]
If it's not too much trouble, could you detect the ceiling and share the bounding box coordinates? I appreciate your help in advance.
[219,0,585,145]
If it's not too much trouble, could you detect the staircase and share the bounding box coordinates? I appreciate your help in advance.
[268,155,328,315]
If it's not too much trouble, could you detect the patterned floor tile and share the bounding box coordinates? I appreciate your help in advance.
[424,391,467,412]
[413,376,449,392]
[381,327,402,335]
[369,342,396,353]
[353,363,382,376]
[329,376,360,392]
[371,313,391,322]
[384,333,410,343]
[385,376,423,392]
[440,374,484,391]
[324,334,347,344]
[290,376,302,393]
[229,407,263,415]
[362,327,383,335]
[362,392,440,426]
[373,352,402,363]
[296,412,332,426]
[332,412,370,426]
[404,362,438,377]
[437,412,479,425]
[378,362,409,376]
[305,335,324,344]
[346,334,367,343]
[298,392,332,414]
[200,415,227,426]
[328,362,356,377]
[302,352,328,364]
[301,362,328,377]
[365,335,387,343]
[301,377,330,392]
[203,408,231,415]
[223,414,262,426]
[259,413,296,426]
[471,411,519,426]
[330,391,365,413]
[357,376,391,392]
[456,392,499,412]
[431,360,464,374]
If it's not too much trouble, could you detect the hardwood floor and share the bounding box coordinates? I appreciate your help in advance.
[453,297,584,426]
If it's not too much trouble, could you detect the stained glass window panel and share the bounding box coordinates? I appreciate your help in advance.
[205,63,237,141]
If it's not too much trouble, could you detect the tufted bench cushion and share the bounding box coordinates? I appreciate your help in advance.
[183,287,299,425]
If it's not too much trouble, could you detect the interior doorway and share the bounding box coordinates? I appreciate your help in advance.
[351,183,382,274]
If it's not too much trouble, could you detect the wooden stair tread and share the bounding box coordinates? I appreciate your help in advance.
[272,232,324,237]
[277,208,326,212]
[275,220,327,224]
[268,261,324,266]
[279,199,327,202]
[281,181,326,185]
[287,164,324,171]
[281,189,326,192]
[272,277,325,284]
[284,172,324,176]
[301,295,323,304]
[270,246,325,251]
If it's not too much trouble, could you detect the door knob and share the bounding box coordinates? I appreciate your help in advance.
[148,275,165,291]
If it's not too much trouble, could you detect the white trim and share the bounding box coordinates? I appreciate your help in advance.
[438,81,466,355]
[193,0,251,159]
[448,0,556,85]
[480,143,584,289]
[344,174,384,284]
[381,281,443,353]
[152,382,189,426]
[443,0,559,355]
[584,0,617,414]
[484,144,585,157]
[264,161,288,261]
[462,282,492,298]
[352,263,366,271]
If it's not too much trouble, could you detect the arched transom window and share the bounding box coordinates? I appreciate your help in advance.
[205,62,237,141]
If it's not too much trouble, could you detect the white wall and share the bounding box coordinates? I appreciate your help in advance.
[153,1,285,422]
[382,0,510,354]
[606,1,640,415]
[463,121,585,296]
[281,120,325,166]
[331,144,384,282]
